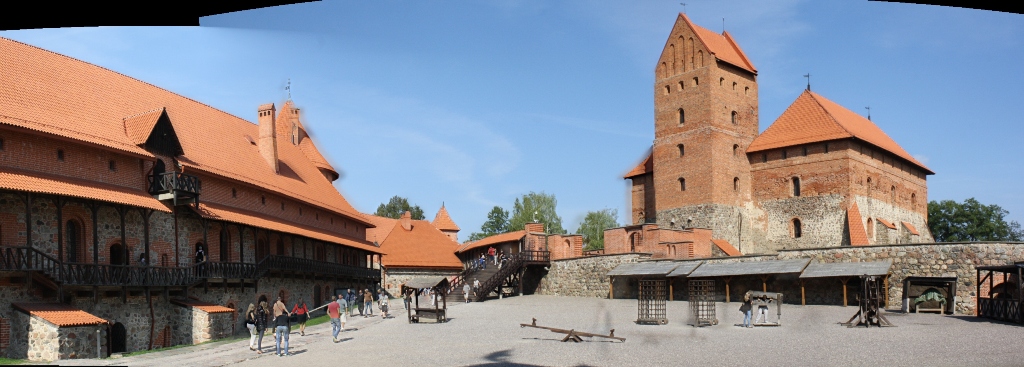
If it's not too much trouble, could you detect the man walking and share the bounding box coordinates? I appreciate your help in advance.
[463,282,471,303]
[273,296,291,356]
[488,246,497,265]
[363,289,373,317]
[328,295,342,343]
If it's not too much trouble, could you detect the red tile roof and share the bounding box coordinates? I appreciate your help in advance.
[711,239,742,256]
[876,218,896,230]
[748,90,933,174]
[432,205,460,232]
[365,215,399,245]
[123,108,163,145]
[457,230,526,253]
[193,202,383,254]
[846,203,870,246]
[0,36,372,228]
[0,168,171,213]
[12,303,109,327]
[901,221,920,235]
[372,216,462,269]
[275,101,338,181]
[170,299,236,314]
[623,151,653,179]
[680,13,756,73]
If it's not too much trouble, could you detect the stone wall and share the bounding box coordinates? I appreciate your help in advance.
[536,253,649,298]
[382,268,459,295]
[56,324,106,360]
[4,312,106,362]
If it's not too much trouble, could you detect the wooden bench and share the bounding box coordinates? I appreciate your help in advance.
[409,308,447,323]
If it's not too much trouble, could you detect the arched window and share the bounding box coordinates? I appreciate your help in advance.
[891,186,896,202]
[219,227,230,262]
[678,81,684,91]
[678,109,685,124]
[679,178,686,191]
[734,177,739,191]
[792,219,802,238]
[698,50,704,67]
[693,77,699,86]
[793,177,801,197]
[733,82,737,90]
[731,111,737,124]
[678,144,685,157]
[109,242,126,266]
[66,220,80,263]
[866,218,875,239]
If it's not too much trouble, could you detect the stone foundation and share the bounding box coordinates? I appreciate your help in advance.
[537,253,649,298]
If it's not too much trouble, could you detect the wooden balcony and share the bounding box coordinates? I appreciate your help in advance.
[148,171,200,206]
[256,255,379,280]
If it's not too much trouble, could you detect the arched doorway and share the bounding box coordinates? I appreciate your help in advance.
[109,243,126,266]
[111,322,127,353]
[66,220,81,263]
[276,239,285,256]
[256,239,268,262]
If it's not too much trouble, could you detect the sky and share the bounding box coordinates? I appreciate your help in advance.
[2,0,1022,241]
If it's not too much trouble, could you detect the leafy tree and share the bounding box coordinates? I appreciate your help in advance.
[576,208,619,251]
[468,206,510,242]
[508,191,566,234]
[374,196,425,220]
[928,198,1023,242]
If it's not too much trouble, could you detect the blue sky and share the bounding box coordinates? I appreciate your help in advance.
[2,0,1022,240]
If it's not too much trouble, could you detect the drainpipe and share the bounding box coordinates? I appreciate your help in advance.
[96,327,101,358]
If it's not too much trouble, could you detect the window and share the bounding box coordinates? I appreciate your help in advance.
[678,109,685,124]
[792,219,802,238]
[891,186,896,202]
[762,153,767,163]
[678,144,685,157]
[678,81,684,91]
[912,193,917,210]
[824,143,829,153]
[108,160,116,171]
[57,149,64,161]
[733,82,737,90]
[733,177,739,191]
[299,207,302,216]
[720,77,724,86]
[744,86,749,95]
[693,77,699,86]
[733,144,739,156]
[802,146,807,156]
[231,188,237,198]
[66,220,80,263]
[731,111,737,124]
[867,177,872,188]
[793,177,801,197]
[664,85,670,95]
[679,178,686,191]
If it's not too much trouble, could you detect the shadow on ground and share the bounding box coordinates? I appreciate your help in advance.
[462,349,600,367]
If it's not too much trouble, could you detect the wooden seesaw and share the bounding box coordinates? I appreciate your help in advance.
[520,318,626,343]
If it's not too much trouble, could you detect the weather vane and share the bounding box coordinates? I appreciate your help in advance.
[865,106,871,121]
[804,74,811,91]
[286,78,291,100]
[680,3,686,13]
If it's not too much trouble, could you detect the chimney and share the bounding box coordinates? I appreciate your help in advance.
[258,103,279,173]
[400,211,412,231]
[290,107,302,146]
[525,222,545,234]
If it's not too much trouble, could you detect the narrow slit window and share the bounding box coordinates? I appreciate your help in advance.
[109,160,116,171]
[679,178,686,191]
[678,109,685,124]
[678,144,685,157]
[57,149,64,161]
[733,177,739,191]
[793,219,802,238]
[802,146,807,156]
[793,177,801,197]
[731,111,737,124]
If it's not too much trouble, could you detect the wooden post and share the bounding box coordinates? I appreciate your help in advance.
[841,277,849,307]
[725,277,731,303]
[975,269,980,316]
[669,282,673,301]
[761,275,768,292]
[609,277,614,299]
[883,275,889,309]
[801,280,806,306]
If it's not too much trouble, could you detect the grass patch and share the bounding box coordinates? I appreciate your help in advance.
[0,357,23,365]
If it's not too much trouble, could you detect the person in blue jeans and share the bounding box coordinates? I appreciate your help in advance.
[273,296,292,356]
[740,292,753,328]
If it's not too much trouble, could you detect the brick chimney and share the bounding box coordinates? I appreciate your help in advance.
[400,211,412,231]
[258,103,278,173]
[525,222,545,234]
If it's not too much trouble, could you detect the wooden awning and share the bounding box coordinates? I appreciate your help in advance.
[607,261,683,277]
[402,276,449,290]
[687,259,810,278]
[799,260,892,279]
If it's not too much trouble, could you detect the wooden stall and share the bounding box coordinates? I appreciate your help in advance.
[976,262,1022,324]
[401,276,449,323]
[798,260,893,307]
[685,259,810,303]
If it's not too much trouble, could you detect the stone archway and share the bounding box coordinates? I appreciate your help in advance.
[111,322,127,353]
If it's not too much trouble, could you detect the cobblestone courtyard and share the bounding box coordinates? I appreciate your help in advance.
[56,295,1024,367]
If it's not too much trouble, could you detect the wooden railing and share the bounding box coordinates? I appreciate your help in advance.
[148,172,201,196]
[256,255,379,280]
[0,246,61,275]
[978,297,1022,323]
[60,263,194,287]
[520,250,550,263]
[193,261,256,280]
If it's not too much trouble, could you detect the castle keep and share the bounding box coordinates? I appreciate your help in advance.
[614,13,934,258]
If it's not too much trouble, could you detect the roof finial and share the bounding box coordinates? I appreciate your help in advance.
[286,79,291,101]
[723,18,725,33]
[803,74,811,91]
[865,106,871,121]
[680,3,686,14]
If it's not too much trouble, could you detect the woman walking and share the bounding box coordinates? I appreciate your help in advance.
[292,299,309,336]
[378,291,390,319]
[245,304,258,351]
[255,301,269,354]
[740,293,753,328]
[363,289,373,317]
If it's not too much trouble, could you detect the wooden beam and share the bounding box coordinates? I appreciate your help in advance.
[801,280,806,306]
[841,277,849,307]
[725,277,732,303]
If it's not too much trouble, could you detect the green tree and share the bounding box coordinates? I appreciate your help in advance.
[576,208,619,251]
[508,191,566,234]
[374,196,425,220]
[468,206,510,242]
[928,198,1023,242]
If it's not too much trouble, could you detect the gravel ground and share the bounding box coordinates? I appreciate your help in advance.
[56,295,1024,367]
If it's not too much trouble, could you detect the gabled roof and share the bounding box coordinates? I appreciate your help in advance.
[711,239,742,256]
[170,299,236,314]
[123,108,163,145]
[12,303,108,327]
[748,90,933,174]
[847,202,870,246]
[276,101,338,181]
[623,151,653,179]
[432,205,460,232]
[876,218,897,230]
[365,214,399,245]
[457,230,526,253]
[901,221,920,236]
[0,37,372,227]
[677,13,756,73]
[376,218,462,269]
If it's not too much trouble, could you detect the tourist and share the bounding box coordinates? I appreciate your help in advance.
[195,245,206,277]
[404,288,413,310]
[245,303,258,350]
[740,293,752,328]
[356,289,365,316]
[336,293,349,333]
[363,289,373,317]
[347,289,359,315]
[328,295,341,343]
[479,254,487,269]
[273,296,291,356]
[463,282,471,303]
[255,301,269,354]
[754,296,770,325]
[292,299,309,336]
[489,246,497,265]
[378,291,390,319]
[138,253,147,266]
[473,278,480,299]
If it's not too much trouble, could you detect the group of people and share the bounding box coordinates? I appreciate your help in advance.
[474,247,512,271]
[739,292,772,328]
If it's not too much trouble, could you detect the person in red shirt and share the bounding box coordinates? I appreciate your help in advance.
[327,296,342,342]
[292,299,309,336]
[488,246,497,265]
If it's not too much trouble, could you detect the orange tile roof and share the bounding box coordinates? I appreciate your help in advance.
[12,303,109,327]
[365,214,399,245]
[747,90,933,174]
[432,205,460,232]
[0,168,171,212]
[876,218,896,230]
[123,108,163,145]
[680,13,756,73]
[711,239,742,256]
[901,221,920,235]
[170,299,236,314]
[193,202,383,254]
[377,219,463,269]
[275,101,338,180]
[457,230,526,253]
[623,151,653,179]
[0,37,372,228]
[846,203,870,246]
